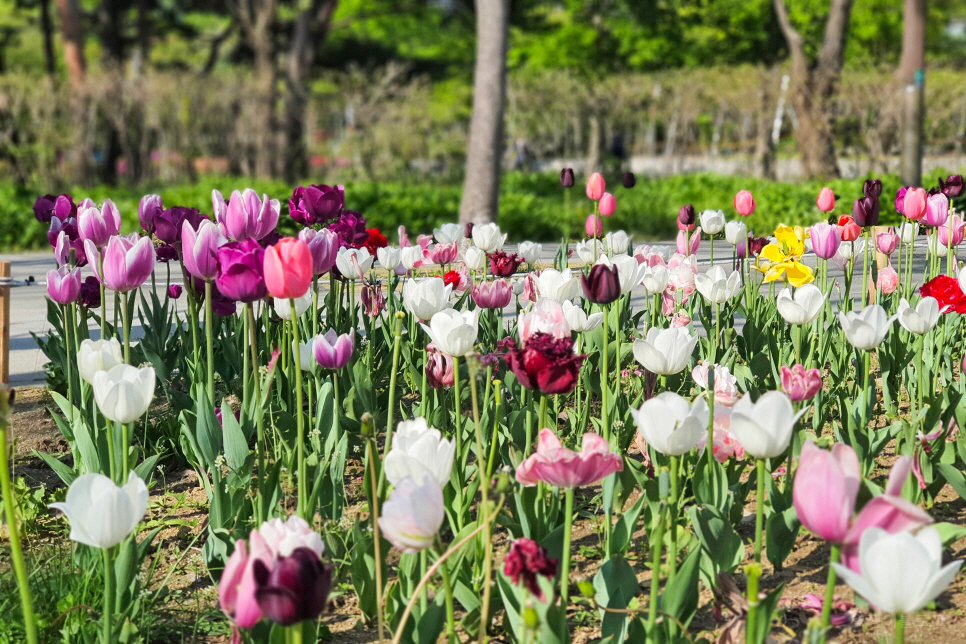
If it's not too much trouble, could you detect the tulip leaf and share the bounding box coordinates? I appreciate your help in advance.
[31,450,77,486]
[659,546,702,629]
[687,505,744,586]
[936,464,966,501]
[594,554,639,641]
[765,506,800,571]
[221,401,249,471]
[193,397,221,470]
[610,492,646,557]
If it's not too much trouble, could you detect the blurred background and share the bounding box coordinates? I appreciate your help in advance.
[0,0,965,247]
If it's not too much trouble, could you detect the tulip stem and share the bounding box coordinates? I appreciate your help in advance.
[668,455,679,583]
[895,613,904,644]
[290,300,307,519]
[63,304,75,422]
[646,502,666,642]
[102,546,114,644]
[819,544,841,640]
[453,356,462,459]
[121,422,129,482]
[754,458,765,564]
[538,394,548,431]
[204,281,215,406]
[436,539,459,644]
[380,313,405,497]
[246,304,266,519]
[98,251,107,338]
[560,487,575,612]
[744,563,761,644]
[121,290,130,365]
[469,365,493,644]
[286,624,303,644]
[861,229,870,308]
[486,382,502,480]
[601,302,610,444]
[366,437,387,642]
[420,346,429,418]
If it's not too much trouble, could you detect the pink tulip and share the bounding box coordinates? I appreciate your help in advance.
[876,228,899,255]
[810,222,842,260]
[398,225,411,247]
[77,201,122,248]
[585,172,605,201]
[794,441,860,543]
[313,329,354,370]
[298,228,340,277]
[427,242,459,266]
[518,298,569,343]
[87,234,155,292]
[598,192,616,216]
[471,279,512,309]
[264,238,312,300]
[938,214,965,248]
[902,187,928,221]
[924,193,950,227]
[216,189,279,241]
[733,190,755,216]
[515,429,623,488]
[46,266,81,304]
[839,456,932,572]
[182,219,225,282]
[816,187,836,212]
[877,266,899,294]
[676,227,701,255]
[416,234,433,250]
[585,214,602,238]
[780,364,822,401]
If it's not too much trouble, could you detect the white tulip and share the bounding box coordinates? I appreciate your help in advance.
[518,298,569,342]
[463,247,486,271]
[640,265,670,295]
[725,220,747,246]
[379,475,445,554]
[694,265,742,304]
[928,235,949,257]
[632,327,698,375]
[403,277,453,321]
[421,309,479,357]
[50,472,147,549]
[517,241,543,264]
[562,300,603,333]
[384,418,455,488]
[631,392,708,456]
[471,223,506,252]
[899,222,920,244]
[897,297,940,334]
[776,284,826,325]
[532,268,579,302]
[604,230,632,255]
[832,527,961,615]
[573,240,601,264]
[433,223,463,245]
[335,247,373,279]
[257,516,326,558]
[596,254,645,295]
[273,290,312,321]
[377,246,402,271]
[78,338,124,385]
[730,391,804,459]
[92,364,156,424]
[400,246,426,271]
[510,277,526,296]
[836,238,865,261]
[838,304,895,351]
[699,210,726,235]
[293,340,314,371]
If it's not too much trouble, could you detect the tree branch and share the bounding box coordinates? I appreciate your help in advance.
[817,0,854,73]
[772,0,806,76]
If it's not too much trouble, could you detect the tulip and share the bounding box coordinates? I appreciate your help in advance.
[427,242,459,266]
[77,338,123,384]
[776,284,825,325]
[518,298,569,342]
[503,538,558,602]
[876,228,899,255]
[313,329,354,370]
[379,475,445,553]
[836,237,866,261]
[215,239,267,303]
[877,266,899,294]
[833,527,960,616]
[730,391,804,459]
[403,277,452,321]
[251,547,333,627]
[92,364,156,424]
[50,472,147,549]
[808,222,841,260]
[640,264,670,295]
[837,215,861,242]
[89,235,155,293]
[631,392,708,455]
[425,342,455,389]
[863,179,882,199]
[421,309,478,357]
[335,247,373,279]
[816,187,836,212]
[516,429,622,488]
[676,227,701,255]
[561,300,603,333]
[288,184,344,226]
[216,189,280,241]
[33,193,64,223]
[632,327,698,375]
[182,219,226,282]
[274,290,312,321]
[838,304,894,350]
[938,214,965,248]
[154,206,205,245]
[598,192,616,216]
[532,268,579,302]
[257,515,326,558]
[903,187,928,221]
[155,243,178,263]
[585,172,605,201]
[694,265,741,304]
[264,238,312,300]
[725,220,747,246]
[463,247,486,272]
[167,284,182,299]
[780,365,822,402]
[677,204,696,229]
[560,168,575,188]
[852,196,879,227]
[518,241,543,264]
[939,174,964,198]
[733,190,755,216]
[298,228,340,276]
[471,223,506,252]
[604,230,631,255]
[585,214,602,237]
[374,246,401,273]
[79,276,101,309]
[699,209,725,235]
[78,201,121,248]
[924,193,949,227]
[897,297,939,334]
[384,418,455,488]
[504,333,584,396]
[472,279,512,309]
[580,263,621,305]
[328,210,369,247]
[488,251,522,277]
[47,266,81,304]
[138,194,163,235]
[927,235,950,257]
[793,441,859,543]
[53,230,71,266]
[899,222,919,244]
[599,254,646,295]
[922,274,966,313]
[692,363,740,406]
[572,240,600,264]
[430,223,461,246]
[894,187,908,214]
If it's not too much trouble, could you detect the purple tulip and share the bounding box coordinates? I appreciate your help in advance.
[253,547,332,626]
[77,276,100,308]
[288,184,344,226]
[677,204,696,228]
[810,222,841,259]
[940,174,964,199]
[851,196,878,227]
[78,201,121,248]
[167,284,183,299]
[155,243,178,263]
[216,189,279,242]
[580,263,621,305]
[559,168,575,188]
[89,234,155,292]
[46,266,81,304]
[138,194,163,235]
[298,228,340,276]
[328,210,368,247]
[215,239,267,303]
[154,206,205,245]
[192,278,237,315]
[862,179,882,200]
[471,278,513,309]
[33,194,58,223]
[182,219,226,282]
[313,329,354,369]
[894,187,908,215]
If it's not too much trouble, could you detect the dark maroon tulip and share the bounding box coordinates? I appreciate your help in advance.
[940,175,964,199]
[33,194,58,223]
[138,194,163,235]
[580,263,620,305]
[289,184,345,226]
[215,239,267,303]
[488,251,522,278]
[677,204,696,228]
[852,196,879,227]
[253,547,332,626]
[895,187,908,215]
[193,278,238,316]
[79,276,101,309]
[503,537,558,601]
[328,210,368,247]
[155,207,206,245]
[257,230,283,248]
[504,333,586,396]
[559,168,575,188]
[167,284,183,299]
[747,236,769,257]
[464,222,474,239]
[155,243,178,263]
[862,179,882,200]
[621,172,636,189]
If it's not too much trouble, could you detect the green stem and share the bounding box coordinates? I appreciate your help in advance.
[668,456,679,583]
[469,368,492,644]
[754,458,765,564]
[646,504,666,642]
[486,382,502,480]
[601,302,610,444]
[367,439,386,642]
[121,290,130,365]
[895,613,904,644]
[290,300,307,519]
[246,304,266,518]
[539,394,548,431]
[420,346,429,418]
[287,623,303,644]
[437,541,458,644]
[453,356,462,459]
[560,487,575,611]
[744,564,761,644]
[205,281,215,406]
[383,313,405,461]
[63,304,75,423]
[121,422,129,482]
[102,546,114,644]
[860,229,870,308]
[98,252,107,338]
[819,544,842,640]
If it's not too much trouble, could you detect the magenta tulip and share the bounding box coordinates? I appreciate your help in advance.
[471,279,512,309]
[215,239,267,303]
[598,192,616,216]
[780,365,822,402]
[46,266,81,304]
[154,206,206,245]
[182,219,226,282]
[515,429,622,488]
[216,189,280,241]
[138,194,163,235]
[313,329,354,369]
[288,184,344,226]
[809,222,841,260]
[793,441,859,543]
[298,228,340,277]
[88,234,154,292]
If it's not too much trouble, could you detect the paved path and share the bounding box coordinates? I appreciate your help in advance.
[1,238,933,387]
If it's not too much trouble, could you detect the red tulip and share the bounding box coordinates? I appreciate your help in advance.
[264,238,313,300]
[504,333,585,396]
[920,275,966,314]
[837,215,861,242]
[503,538,557,601]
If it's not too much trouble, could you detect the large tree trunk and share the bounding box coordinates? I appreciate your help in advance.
[898,0,925,187]
[459,0,510,226]
[238,0,278,178]
[773,0,854,180]
[54,0,85,89]
[282,0,337,183]
[98,0,126,185]
[39,0,57,77]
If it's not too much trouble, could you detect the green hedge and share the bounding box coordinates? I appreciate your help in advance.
[4,170,963,251]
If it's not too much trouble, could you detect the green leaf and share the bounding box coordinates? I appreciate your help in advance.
[687,504,744,585]
[593,554,639,641]
[765,506,800,571]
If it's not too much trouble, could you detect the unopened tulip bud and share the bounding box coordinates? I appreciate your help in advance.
[360,412,374,438]
[940,174,963,198]
[585,214,602,238]
[862,179,882,199]
[559,168,575,188]
[620,172,636,189]
[677,204,696,228]
[598,192,616,216]
[585,172,605,201]
[733,190,755,216]
[816,187,836,212]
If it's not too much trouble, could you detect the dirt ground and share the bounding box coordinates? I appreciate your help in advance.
[7,385,966,643]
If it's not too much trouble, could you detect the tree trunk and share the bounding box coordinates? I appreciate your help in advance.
[459,0,510,226]
[54,0,85,89]
[898,0,925,187]
[39,0,57,77]
[772,0,854,180]
[237,0,279,178]
[98,0,126,185]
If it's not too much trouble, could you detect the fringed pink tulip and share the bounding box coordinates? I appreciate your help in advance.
[515,429,623,488]
[793,441,859,543]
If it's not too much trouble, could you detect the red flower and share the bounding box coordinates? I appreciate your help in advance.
[362,228,388,256]
[504,333,585,395]
[837,215,861,242]
[920,275,966,313]
[488,251,522,278]
[443,270,461,289]
[503,538,558,601]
